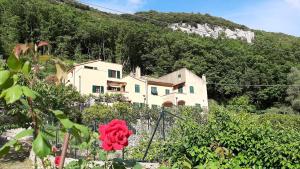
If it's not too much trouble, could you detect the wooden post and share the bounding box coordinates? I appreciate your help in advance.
[59,132,71,169]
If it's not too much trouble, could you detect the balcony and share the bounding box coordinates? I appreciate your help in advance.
[106,80,127,95]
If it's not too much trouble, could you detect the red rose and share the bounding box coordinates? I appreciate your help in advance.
[54,156,61,167]
[98,119,133,151]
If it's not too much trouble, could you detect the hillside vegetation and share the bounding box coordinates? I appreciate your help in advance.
[1,0,300,110]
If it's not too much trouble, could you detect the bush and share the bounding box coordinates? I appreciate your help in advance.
[164,105,300,168]
[226,95,256,113]
[82,102,140,125]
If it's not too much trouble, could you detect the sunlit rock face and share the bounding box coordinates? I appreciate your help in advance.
[169,23,255,43]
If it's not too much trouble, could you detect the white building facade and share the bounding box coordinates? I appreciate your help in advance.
[65,60,208,111]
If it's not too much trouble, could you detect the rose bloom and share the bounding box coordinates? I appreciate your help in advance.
[54,156,61,167]
[98,119,133,151]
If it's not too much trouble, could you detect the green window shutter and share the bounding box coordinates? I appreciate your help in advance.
[165,89,170,95]
[135,84,140,93]
[178,86,183,93]
[92,85,96,93]
[151,87,158,95]
[117,71,121,79]
[108,69,112,77]
[100,86,104,94]
[190,86,194,94]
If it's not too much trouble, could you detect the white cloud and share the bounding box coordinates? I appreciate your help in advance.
[80,0,146,14]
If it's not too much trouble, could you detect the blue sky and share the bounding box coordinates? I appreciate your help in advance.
[80,0,300,37]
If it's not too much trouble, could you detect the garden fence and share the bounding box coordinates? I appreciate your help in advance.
[46,106,208,162]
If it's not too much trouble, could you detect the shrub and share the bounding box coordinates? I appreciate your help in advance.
[164,105,300,168]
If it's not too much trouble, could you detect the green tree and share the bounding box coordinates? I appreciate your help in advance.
[286,67,300,113]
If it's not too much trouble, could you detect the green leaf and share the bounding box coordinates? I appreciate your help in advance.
[22,61,31,76]
[60,118,74,129]
[14,129,33,140]
[112,161,126,169]
[32,132,51,158]
[12,74,19,85]
[0,140,17,158]
[7,55,21,71]
[0,146,10,158]
[1,85,23,104]
[98,150,107,161]
[22,86,36,99]
[0,77,14,90]
[74,123,90,141]
[14,143,22,151]
[0,70,10,86]
[20,98,30,109]
[53,110,74,129]
[182,161,192,169]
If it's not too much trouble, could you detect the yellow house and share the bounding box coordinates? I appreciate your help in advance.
[65,60,208,110]
[65,60,126,95]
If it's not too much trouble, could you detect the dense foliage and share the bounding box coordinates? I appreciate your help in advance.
[1,0,300,109]
[33,81,85,122]
[160,102,300,168]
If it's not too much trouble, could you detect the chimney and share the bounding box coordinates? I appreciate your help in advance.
[135,66,141,78]
[202,74,206,82]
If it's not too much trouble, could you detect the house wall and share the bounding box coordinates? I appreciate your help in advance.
[184,69,209,109]
[65,61,123,95]
[122,76,146,104]
[147,84,173,107]
[158,68,186,85]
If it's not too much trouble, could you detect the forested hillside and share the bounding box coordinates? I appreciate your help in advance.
[1,0,300,110]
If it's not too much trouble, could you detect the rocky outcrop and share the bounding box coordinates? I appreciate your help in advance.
[169,23,255,43]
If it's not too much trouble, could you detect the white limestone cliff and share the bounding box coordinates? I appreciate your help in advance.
[169,23,255,43]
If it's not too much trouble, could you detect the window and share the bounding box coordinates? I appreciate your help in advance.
[178,85,183,93]
[92,85,104,93]
[165,89,170,95]
[178,74,181,78]
[190,86,194,94]
[151,87,158,95]
[135,84,140,93]
[108,69,121,79]
[108,69,115,78]
[195,104,201,107]
[84,66,97,70]
[117,71,121,79]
